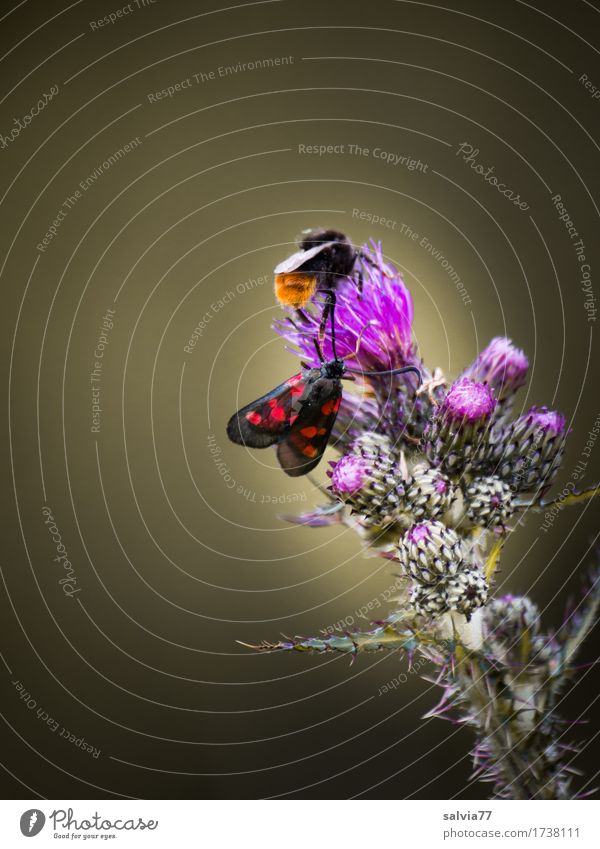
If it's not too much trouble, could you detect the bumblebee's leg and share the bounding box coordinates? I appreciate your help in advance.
[358,248,393,278]
[318,289,334,345]
[312,338,325,364]
[318,289,339,360]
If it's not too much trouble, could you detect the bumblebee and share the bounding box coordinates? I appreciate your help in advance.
[273,229,358,310]
[274,228,381,347]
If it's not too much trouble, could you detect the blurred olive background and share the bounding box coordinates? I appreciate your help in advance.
[1,0,599,799]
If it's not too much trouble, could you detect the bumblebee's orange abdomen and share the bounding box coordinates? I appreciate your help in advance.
[274,273,317,308]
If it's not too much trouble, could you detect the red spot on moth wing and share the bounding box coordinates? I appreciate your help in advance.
[302,445,318,458]
[333,397,341,412]
[270,406,287,421]
[245,411,262,425]
[287,373,303,386]
[290,386,304,396]
[289,414,299,425]
[321,399,336,415]
[300,426,317,438]
[268,398,278,407]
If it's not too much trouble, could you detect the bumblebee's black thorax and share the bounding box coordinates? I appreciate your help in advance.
[298,229,357,281]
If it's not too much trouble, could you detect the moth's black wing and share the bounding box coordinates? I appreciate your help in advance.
[276,377,342,476]
[226,371,311,449]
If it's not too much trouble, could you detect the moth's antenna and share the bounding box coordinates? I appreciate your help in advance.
[345,364,422,384]
[336,309,419,381]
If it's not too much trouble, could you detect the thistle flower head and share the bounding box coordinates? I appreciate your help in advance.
[444,568,489,619]
[525,406,566,436]
[440,378,496,424]
[330,454,370,496]
[328,433,406,525]
[273,241,415,372]
[489,405,568,491]
[405,468,457,520]
[465,476,515,530]
[425,378,496,472]
[398,520,466,585]
[461,337,528,401]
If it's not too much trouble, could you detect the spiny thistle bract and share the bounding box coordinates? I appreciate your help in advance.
[237,238,600,799]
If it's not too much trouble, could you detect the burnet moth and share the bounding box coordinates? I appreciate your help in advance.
[226,315,421,477]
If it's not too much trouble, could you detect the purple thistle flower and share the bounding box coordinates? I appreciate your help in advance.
[461,337,528,402]
[424,379,496,472]
[330,454,371,496]
[273,240,415,372]
[525,406,566,436]
[440,378,497,424]
[487,404,568,491]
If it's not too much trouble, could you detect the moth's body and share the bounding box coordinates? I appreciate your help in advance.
[226,359,346,476]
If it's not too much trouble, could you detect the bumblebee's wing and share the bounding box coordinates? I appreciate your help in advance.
[226,372,308,449]
[277,378,342,476]
[273,242,337,275]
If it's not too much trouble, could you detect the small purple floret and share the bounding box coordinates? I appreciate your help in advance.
[441,378,496,423]
[434,478,447,494]
[330,454,370,495]
[526,406,566,436]
[408,522,432,544]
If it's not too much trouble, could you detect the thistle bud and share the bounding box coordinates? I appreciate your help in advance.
[424,378,496,472]
[409,566,489,620]
[397,521,466,585]
[330,433,406,525]
[465,475,515,530]
[444,568,489,620]
[330,454,370,497]
[405,468,457,520]
[490,406,567,492]
[461,337,528,405]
